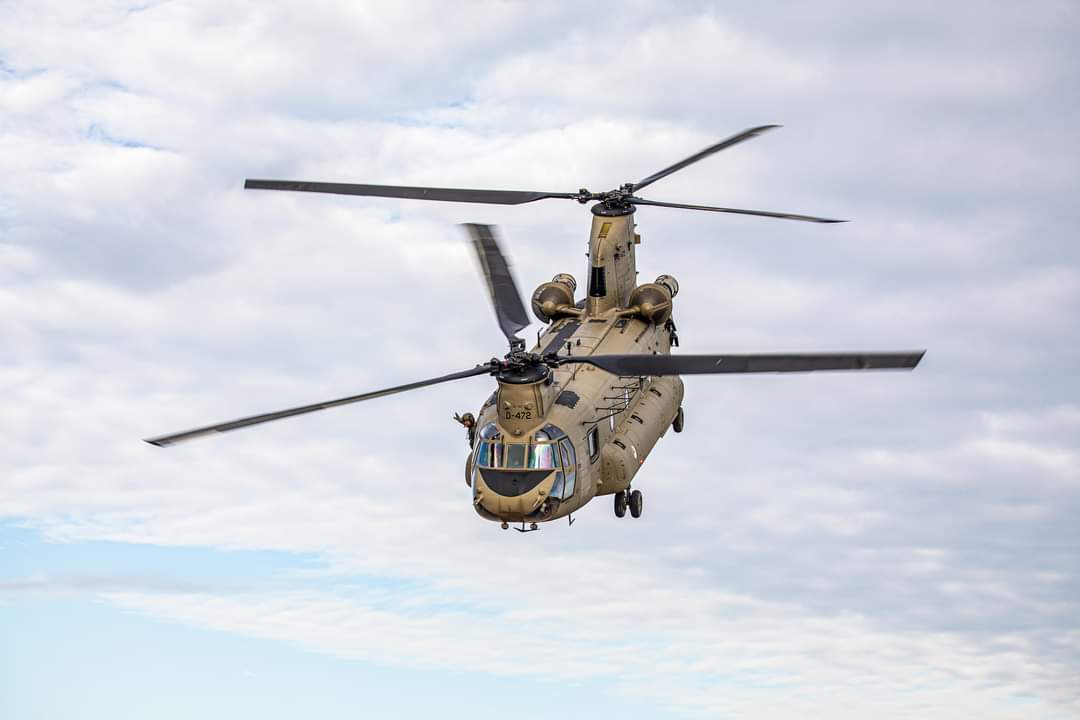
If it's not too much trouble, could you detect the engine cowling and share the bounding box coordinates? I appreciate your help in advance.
[628,274,678,324]
[531,273,578,323]
[655,274,679,298]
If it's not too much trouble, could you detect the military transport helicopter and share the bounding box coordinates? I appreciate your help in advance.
[146,125,924,531]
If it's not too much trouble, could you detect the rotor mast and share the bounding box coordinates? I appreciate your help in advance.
[585,203,638,316]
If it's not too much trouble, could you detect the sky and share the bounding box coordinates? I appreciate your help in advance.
[1,1,1079,718]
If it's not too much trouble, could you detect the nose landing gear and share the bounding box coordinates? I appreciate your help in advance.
[500,520,540,532]
[614,489,644,519]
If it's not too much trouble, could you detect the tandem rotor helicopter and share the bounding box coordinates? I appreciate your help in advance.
[146,125,924,532]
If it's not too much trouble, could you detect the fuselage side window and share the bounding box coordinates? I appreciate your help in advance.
[586,427,599,462]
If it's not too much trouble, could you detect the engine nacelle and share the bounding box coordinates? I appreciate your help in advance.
[531,273,578,323]
[627,274,678,324]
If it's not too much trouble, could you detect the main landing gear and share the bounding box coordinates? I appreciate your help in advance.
[614,489,644,519]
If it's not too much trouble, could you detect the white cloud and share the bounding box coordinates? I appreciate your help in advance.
[3,1,1079,718]
[104,585,1080,719]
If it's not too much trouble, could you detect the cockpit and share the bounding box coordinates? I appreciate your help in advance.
[474,424,563,469]
[471,423,578,500]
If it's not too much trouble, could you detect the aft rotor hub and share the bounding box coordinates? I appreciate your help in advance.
[573,184,638,217]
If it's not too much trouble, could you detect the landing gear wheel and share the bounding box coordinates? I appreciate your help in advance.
[629,489,643,518]
[672,406,684,433]
[614,491,628,518]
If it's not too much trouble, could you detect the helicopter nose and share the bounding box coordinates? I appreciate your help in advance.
[476,468,551,498]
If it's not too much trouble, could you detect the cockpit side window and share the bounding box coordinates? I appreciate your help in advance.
[473,424,503,469]
[560,438,577,468]
[475,441,493,468]
[559,439,577,498]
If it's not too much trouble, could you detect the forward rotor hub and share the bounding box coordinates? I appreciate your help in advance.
[494,351,550,385]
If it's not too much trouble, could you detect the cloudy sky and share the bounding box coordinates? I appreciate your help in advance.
[2,1,1079,718]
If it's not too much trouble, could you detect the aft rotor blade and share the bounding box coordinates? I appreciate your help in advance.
[462,223,531,345]
[630,198,845,223]
[631,125,779,193]
[562,352,924,376]
[144,365,493,448]
[244,179,578,206]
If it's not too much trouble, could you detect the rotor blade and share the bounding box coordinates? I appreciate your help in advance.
[630,197,845,223]
[462,223,531,345]
[144,365,493,448]
[244,179,578,206]
[562,352,924,376]
[631,125,780,193]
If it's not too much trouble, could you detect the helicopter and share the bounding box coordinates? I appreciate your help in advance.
[145,125,924,531]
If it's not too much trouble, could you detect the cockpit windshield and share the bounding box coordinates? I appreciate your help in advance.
[474,424,566,470]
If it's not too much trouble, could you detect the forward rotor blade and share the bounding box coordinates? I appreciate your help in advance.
[631,125,779,193]
[462,223,530,345]
[244,179,578,206]
[630,197,845,223]
[144,365,493,447]
[562,352,924,376]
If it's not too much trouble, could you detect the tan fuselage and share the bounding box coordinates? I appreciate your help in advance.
[466,213,684,523]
